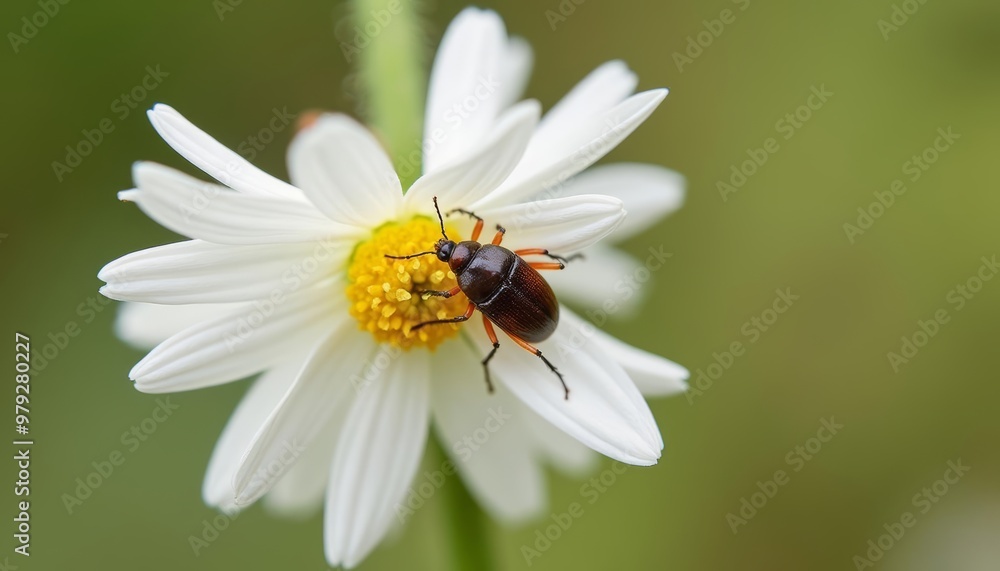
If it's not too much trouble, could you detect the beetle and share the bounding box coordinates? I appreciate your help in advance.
[386,197,580,399]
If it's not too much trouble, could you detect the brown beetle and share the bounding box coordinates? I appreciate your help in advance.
[386,197,579,399]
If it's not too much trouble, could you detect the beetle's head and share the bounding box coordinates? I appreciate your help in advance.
[434,238,456,262]
[443,240,480,272]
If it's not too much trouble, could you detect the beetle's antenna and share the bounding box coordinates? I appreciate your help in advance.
[432,196,448,239]
[385,251,435,260]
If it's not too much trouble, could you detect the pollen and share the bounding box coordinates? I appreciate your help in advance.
[346,218,466,350]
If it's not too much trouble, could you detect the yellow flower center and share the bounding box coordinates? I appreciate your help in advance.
[346,218,466,350]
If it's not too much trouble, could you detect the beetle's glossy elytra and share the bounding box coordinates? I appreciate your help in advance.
[462,245,559,343]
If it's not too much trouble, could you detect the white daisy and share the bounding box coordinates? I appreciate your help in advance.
[100,7,688,568]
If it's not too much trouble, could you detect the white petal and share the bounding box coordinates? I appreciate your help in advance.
[203,359,304,509]
[114,301,237,349]
[287,114,403,227]
[233,329,377,506]
[99,240,340,305]
[498,37,533,109]
[423,8,508,173]
[532,61,637,148]
[482,89,668,208]
[125,162,356,245]
[405,101,540,213]
[543,245,645,317]
[130,281,341,393]
[562,309,688,397]
[476,194,625,254]
[324,352,430,568]
[147,104,302,198]
[556,163,685,241]
[431,340,545,523]
[469,312,663,465]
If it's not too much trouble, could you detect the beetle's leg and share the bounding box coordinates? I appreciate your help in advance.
[447,208,485,242]
[528,262,566,271]
[411,301,475,331]
[480,316,500,394]
[514,248,584,266]
[491,225,506,246]
[415,285,462,299]
[505,333,569,400]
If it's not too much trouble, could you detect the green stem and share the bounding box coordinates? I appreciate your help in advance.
[351,0,426,189]
[429,438,496,571]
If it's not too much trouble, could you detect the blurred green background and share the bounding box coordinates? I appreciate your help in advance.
[2,0,999,569]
